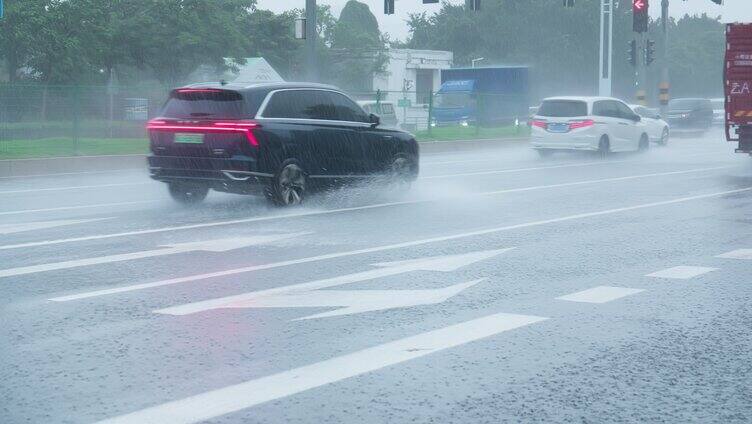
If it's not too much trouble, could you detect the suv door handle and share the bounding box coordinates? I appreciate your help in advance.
[618,122,629,125]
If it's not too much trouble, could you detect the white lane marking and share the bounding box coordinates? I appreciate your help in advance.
[557,286,644,304]
[716,249,752,260]
[0,182,149,195]
[96,312,548,424]
[0,218,112,235]
[54,186,752,302]
[1,165,732,252]
[0,234,306,279]
[222,279,483,321]
[152,249,511,315]
[0,169,136,180]
[0,200,160,216]
[421,159,634,179]
[646,266,718,280]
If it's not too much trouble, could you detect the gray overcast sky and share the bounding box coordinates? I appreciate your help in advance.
[255,0,751,42]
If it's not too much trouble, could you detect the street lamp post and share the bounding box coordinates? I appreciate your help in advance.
[598,0,614,96]
[471,57,485,68]
[305,0,317,82]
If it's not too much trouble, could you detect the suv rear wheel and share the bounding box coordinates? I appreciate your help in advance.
[597,136,610,159]
[168,183,209,205]
[638,134,650,152]
[268,161,306,206]
[387,155,415,191]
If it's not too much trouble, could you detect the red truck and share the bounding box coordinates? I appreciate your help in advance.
[725,23,752,154]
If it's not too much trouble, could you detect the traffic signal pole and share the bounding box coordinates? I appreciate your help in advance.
[306,0,318,82]
[660,0,670,113]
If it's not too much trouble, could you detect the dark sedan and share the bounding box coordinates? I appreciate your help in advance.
[147,83,420,206]
[665,98,714,132]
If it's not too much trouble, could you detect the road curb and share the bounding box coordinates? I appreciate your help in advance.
[418,137,528,154]
[0,137,528,177]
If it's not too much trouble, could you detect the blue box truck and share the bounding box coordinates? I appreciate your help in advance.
[431,66,530,127]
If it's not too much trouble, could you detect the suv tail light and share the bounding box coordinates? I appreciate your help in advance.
[568,119,594,130]
[531,120,547,129]
[147,119,261,147]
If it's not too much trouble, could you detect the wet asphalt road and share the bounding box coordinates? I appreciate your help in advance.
[2,131,751,423]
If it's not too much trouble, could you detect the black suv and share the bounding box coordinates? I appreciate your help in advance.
[147,83,419,206]
[666,98,714,131]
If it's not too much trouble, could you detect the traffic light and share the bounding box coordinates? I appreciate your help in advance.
[563,0,575,6]
[628,40,637,67]
[645,39,656,66]
[466,0,481,11]
[633,0,649,33]
[384,0,394,15]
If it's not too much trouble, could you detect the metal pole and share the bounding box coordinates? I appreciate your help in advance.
[598,0,613,96]
[305,0,317,82]
[637,33,648,105]
[660,0,670,114]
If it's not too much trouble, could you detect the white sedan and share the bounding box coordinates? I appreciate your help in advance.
[530,96,650,157]
[630,105,670,145]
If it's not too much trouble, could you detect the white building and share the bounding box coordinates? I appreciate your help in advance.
[373,49,453,129]
[189,57,284,85]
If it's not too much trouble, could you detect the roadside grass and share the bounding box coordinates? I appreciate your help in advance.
[415,124,530,141]
[0,124,530,159]
[0,138,149,159]
[1,119,146,131]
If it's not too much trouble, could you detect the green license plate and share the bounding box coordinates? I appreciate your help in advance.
[174,133,204,144]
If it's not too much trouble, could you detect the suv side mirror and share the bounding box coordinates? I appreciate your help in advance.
[632,114,641,122]
[368,113,380,127]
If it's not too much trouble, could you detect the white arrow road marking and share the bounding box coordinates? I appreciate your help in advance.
[646,266,718,280]
[0,217,112,234]
[96,312,548,424]
[153,249,512,316]
[557,286,644,304]
[0,233,307,279]
[220,279,483,320]
[52,186,752,302]
[717,249,752,260]
[0,165,734,251]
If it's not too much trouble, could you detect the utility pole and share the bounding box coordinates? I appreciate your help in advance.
[305,0,317,82]
[598,0,614,96]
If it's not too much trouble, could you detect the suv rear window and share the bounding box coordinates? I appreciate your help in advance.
[161,89,247,119]
[669,99,709,110]
[263,90,333,120]
[537,100,588,117]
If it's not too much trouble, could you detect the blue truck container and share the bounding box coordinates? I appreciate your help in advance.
[432,66,530,127]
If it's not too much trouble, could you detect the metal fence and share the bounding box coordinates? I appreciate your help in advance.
[0,84,529,158]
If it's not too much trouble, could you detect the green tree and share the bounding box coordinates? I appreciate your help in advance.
[0,0,49,82]
[117,0,256,86]
[327,0,386,92]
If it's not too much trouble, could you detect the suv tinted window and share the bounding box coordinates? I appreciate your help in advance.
[614,102,636,119]
[264,90,333,120]
[327,92,368,122]
[593,101,617,118]
[161,90,246,119]
[537,100,588,117]
[669,98,709,110]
